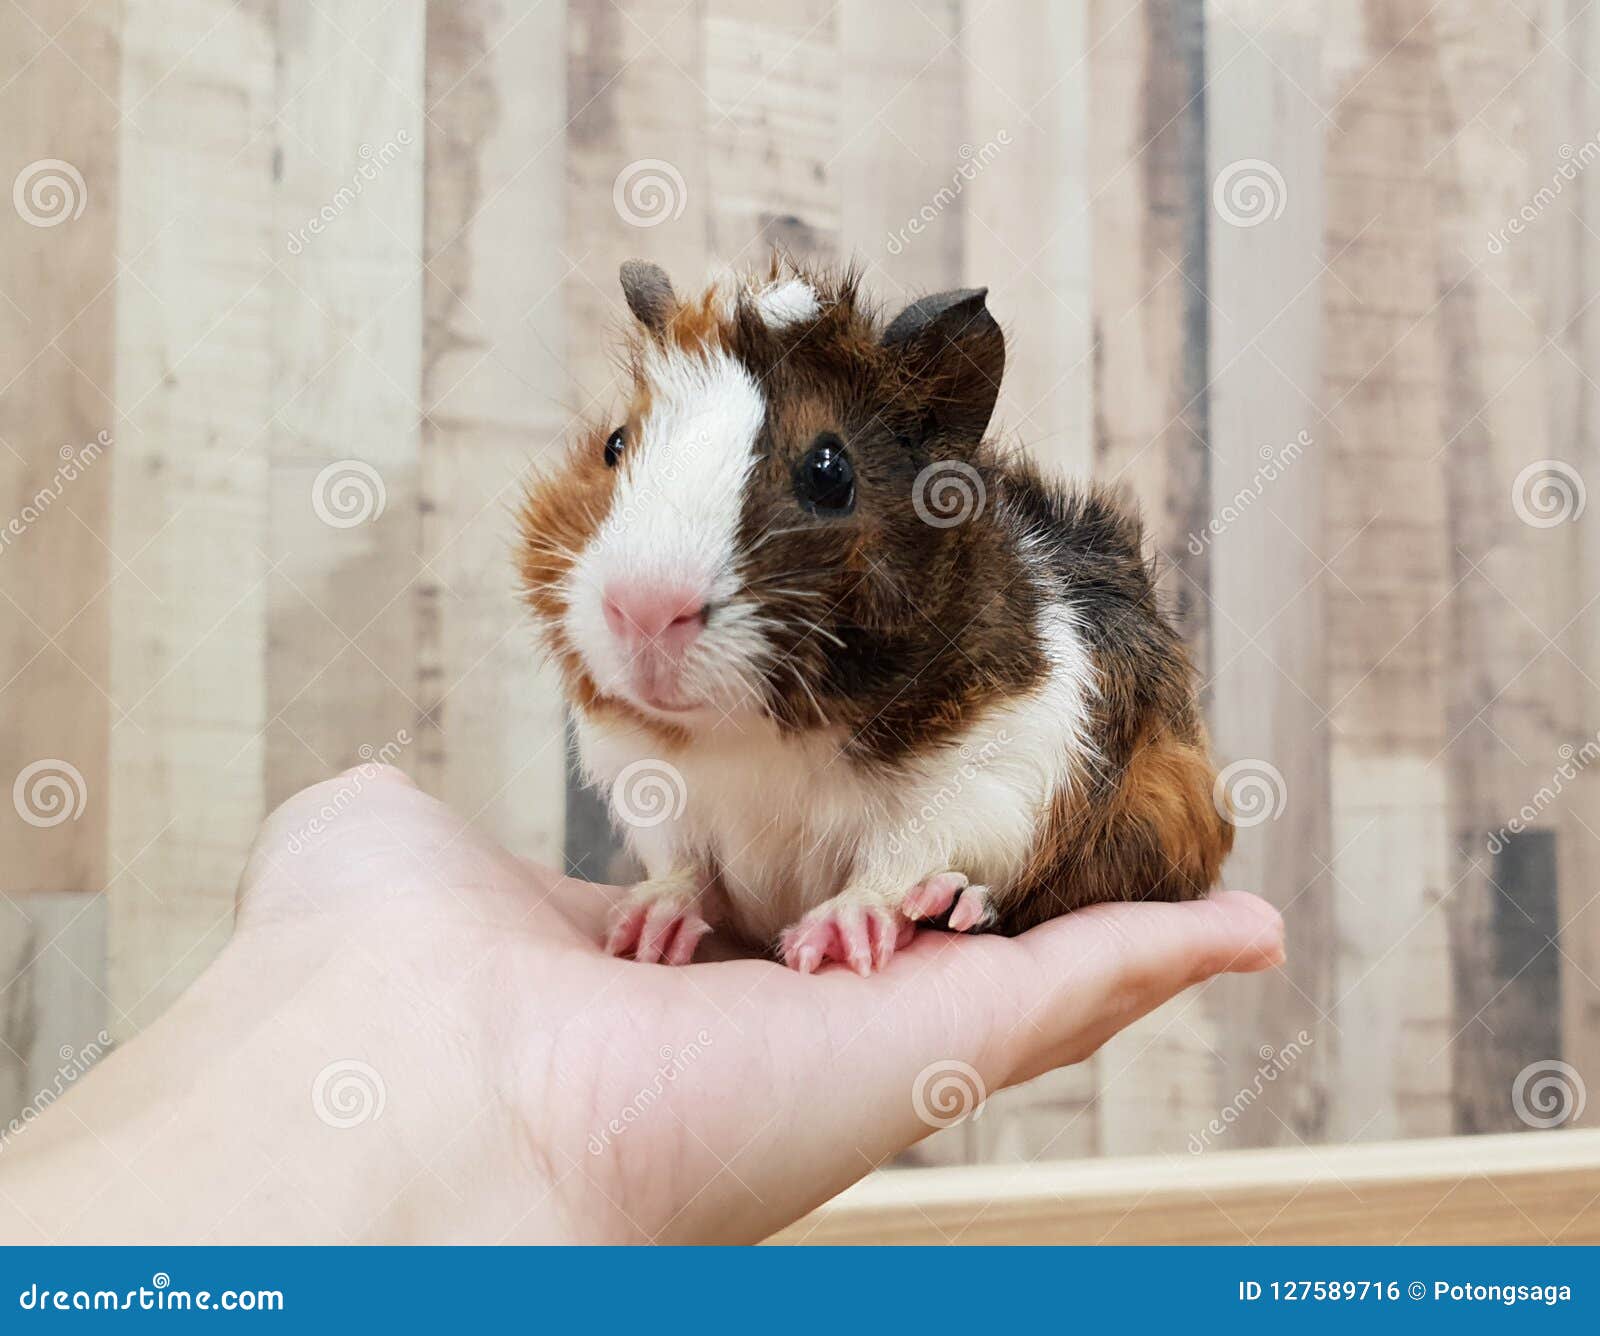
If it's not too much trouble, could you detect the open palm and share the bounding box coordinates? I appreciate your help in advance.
[230,765,1283,1243]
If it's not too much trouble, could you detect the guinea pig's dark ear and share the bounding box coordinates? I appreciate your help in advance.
[881,287,1004,443]
[619,259,677,333]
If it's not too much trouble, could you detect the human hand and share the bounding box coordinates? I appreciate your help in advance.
[0,766,1283,1245]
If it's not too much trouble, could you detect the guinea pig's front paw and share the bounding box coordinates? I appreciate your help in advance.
[779,899,917,977]
[605,880,712,966]
[903,872,992,932]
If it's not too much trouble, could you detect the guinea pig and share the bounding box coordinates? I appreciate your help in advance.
[518,257,1233,974]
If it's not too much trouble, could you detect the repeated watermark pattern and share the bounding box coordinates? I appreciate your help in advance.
[283,731,413,855]
[12,158,87,226]
[1486,729,1600,855]
[0,1032,111,1152]
[1511,1059,1586,1129]
[911,1059,987,1129]
[613,158,687,228]
[1212,758,1287,828]
[884,131,1012,256]
[1188,1031,1314,1153]
[886,731,1010,858]
[12,759,88,828]
[1485,133,1600,254]
[311,1059,387,1129]
[587,1030,713,1156]
[1211,158,1286,227]
[1187,431,1310,555]
[0,432,109,557]
[911,459,986,528]
[284,131,414,254]
[1511,459,1586,528]
[311,459,387,528]
[611,758,688,829]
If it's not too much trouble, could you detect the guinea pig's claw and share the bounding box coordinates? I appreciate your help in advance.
[947,884,992,933]
[606,899,711,966]
[903,871,970,921]
[780,903,917,975]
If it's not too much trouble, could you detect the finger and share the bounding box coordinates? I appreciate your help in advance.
[990,890,1284,1084]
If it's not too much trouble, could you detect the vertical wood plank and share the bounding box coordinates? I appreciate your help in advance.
[1434,0,1596,1132]
[838,0,964,296]
[1204,0,1335,1147]
[705,0,840,267]
[1319,1,1454,1141]
[1087,0,1225,1158]
[266,1,426,807]
[0,1,118,893]
[962,0,1093,484]
[418,1,568,866]
[108,0,275,1035]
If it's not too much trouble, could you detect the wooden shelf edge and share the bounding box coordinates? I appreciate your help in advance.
[768,1130,1600,1245]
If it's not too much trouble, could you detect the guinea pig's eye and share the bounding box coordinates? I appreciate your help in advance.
[794,434,855,517]
[603,427,626,468]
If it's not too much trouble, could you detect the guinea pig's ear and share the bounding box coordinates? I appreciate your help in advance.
[619,259,677,333]
[881,287,1004,443]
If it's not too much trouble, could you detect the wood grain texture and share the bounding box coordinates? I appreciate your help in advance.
[266,1,426,805]
[1319,0,1454,1141]
[1204,0,1334,1148]
[418,0,568,868]
[0,1,118,894]
[771,1130,1600,1244]
[107,0,276,1036]
[1085,0,1222,1158]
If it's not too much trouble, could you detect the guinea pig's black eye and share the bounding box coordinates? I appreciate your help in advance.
[603,427,626,468]
[794,435,855,516]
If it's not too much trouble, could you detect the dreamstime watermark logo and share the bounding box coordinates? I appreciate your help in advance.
[912,460,986,528]
[1212,158,1286,228]
[587,1030,713,1156]
[0,1031,111,1152]
[1486,135,1600,255]
[912,1059,987,1129]
[1511,459,1585,528]
[0,431,109,557]
[884,131,1012,255]
[1188,1031,1313,1152]
[12,759,88,828]
[611,758,688,829]
[311,459,386,528]
[1213,758,1287,827]
[311,1059,387,1128]
[613,158,687,228]
[1187,431,1310,555]
[285,130,414,254]
[1512,1059,1586,1129]
[886,731,1011,857]
[1487,730,1600,855]
[284,729,413,854]
[13,158,87,227]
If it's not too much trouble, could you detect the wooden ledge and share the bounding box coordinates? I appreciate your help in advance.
[768,1131,1600,1245]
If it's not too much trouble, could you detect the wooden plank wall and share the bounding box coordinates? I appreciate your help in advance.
[1,0,1597,1169]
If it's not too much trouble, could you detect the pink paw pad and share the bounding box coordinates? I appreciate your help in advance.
[780,904,916,976]
[605,901,711,966]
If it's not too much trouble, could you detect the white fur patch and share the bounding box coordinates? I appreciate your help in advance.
[577,588,1099,944]
[564,342,769,714]
[752,278,820,327]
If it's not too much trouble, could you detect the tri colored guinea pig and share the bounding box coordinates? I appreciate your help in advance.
[518,259,1232,974]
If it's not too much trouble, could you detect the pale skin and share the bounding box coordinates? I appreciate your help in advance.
[0,766,1283,1245]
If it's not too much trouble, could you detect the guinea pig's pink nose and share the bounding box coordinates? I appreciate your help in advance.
[602,581,708,652]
